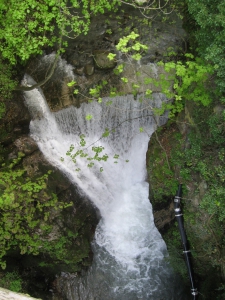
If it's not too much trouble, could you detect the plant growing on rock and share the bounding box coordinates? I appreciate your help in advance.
[155,54,214,117]
[0,152,72,269]
[148,101,225,297]
[0,0,175,96]
[0,271,22,292]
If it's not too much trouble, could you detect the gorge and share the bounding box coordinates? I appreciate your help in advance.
[2,3,223,299]
[22,67,187,299]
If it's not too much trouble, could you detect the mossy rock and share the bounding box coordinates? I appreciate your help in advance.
[93,50,117,70]
[147,121,182,207]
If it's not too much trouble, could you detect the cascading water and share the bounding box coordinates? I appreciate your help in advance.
[23,70,187,299]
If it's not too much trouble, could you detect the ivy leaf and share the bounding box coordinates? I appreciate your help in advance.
[145,89,152,96]
[67,80,76,87]
[107,53,116,61]
[121,77,128,83]
[132,53,142,61]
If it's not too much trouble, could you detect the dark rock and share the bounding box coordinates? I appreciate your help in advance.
[153,201,175,232]
[93,50,117,69]
[14,136,38,155]
[84,64,95,76]
[74,66,84,76]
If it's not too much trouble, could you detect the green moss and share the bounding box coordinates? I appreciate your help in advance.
[0,271,22,292]
[147,122,181,206]
[147,100,225,299]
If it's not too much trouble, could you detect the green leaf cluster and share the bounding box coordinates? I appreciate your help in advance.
[89,80,108,99]
[115,31,148,60]
[186,0,225,92]
[148,102,225,294]
[0,271,22,292]
[149,55,214,117]
[65,134,127,171]
[0,57,17,100]
[0,0,121,97]
[0,0,121,65]
[66,137,109,170]
[0,153,72,269]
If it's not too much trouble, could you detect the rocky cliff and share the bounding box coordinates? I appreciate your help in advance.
[0,5,189,299]
[147,100,225,299]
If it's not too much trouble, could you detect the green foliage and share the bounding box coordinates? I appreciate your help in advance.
[113,64,124,75]
[105,50,214,120]
[106,28,113,34]
[148,101,225,297]
[65,134,128,171]
[173,105,225,279]
[0,57,17,100]
[121,77,128,83]
[113,31,148,61]
[0,271,22,292]
[102,128,110,137]
[0,0,121,96]
[85,114,93,121]
[0,153,72,269]
[66,136,109,170]
[207,114,225,145]
[196,148,225,221]
[169,107,225,206]
[147,127,181,204]
[67,80,76,87]
[154,55,214,117]
[0,102,5,119]
[89,80,108,98]
[0,0,121,64]
[186,0,225,92]
[108,53,117,61]
[164,224,189,280]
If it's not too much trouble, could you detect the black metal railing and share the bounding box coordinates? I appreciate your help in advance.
[174,184,198,300]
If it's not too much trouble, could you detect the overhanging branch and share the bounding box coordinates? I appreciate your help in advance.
[15,53,60,91]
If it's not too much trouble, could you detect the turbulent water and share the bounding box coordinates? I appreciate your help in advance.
[23,72,187,300]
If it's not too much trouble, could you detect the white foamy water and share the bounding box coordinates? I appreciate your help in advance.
[23,71,186,299]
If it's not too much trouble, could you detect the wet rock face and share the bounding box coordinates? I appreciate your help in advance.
[153,202,175,232]
[0,93,98,298]
[14,143,99,261]
[6,143,98,298]
[147,100,225,298]
[146,121,182,233]
[25,6,186,112]
[14,136,38,155]
[3,5,186,298]
[0,94,31,146]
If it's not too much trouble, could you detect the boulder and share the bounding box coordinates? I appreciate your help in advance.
[84,64,95,76]
[14,136,38,155]
[93,50,117,69]
[153,201,175,231]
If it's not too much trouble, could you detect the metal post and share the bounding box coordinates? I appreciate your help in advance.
[174,184,198,299]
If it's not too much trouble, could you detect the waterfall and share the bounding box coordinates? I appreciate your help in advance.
[23,73,186,300]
